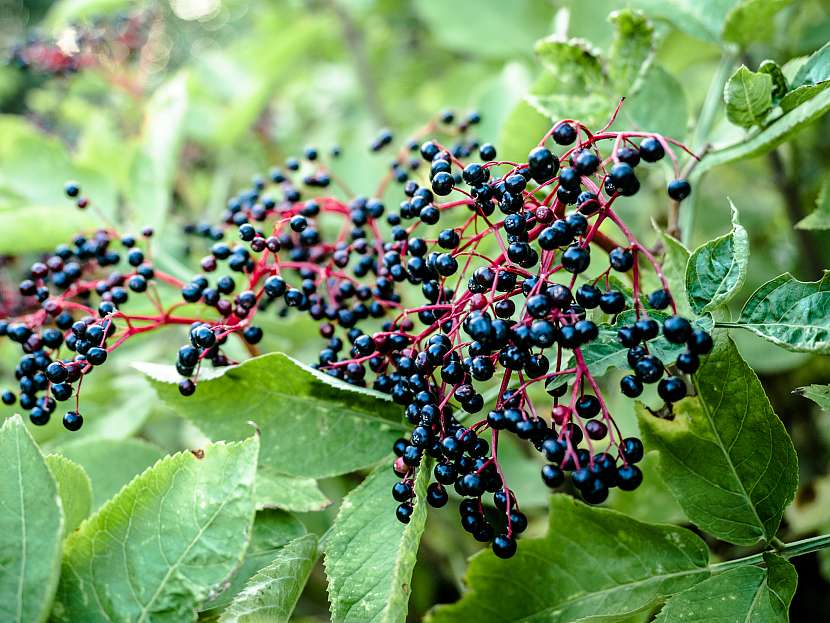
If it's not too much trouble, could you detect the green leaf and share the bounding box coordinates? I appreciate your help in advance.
[724,65,773,129]
[577,311,713,379]
[657,228,694,317]
[627,0,740,43]
[696,85,830,175]
[126,73,189,231]
[325,462,431,623]
[686,202,749,314]
[606,452,687,525]
[638,336,798,545]
[780,82,830,113]
[254,465,330,512]
[534,37,605,89]
[0,415,63,623]
[623,65,689,139]
[427,495,710,623]
[204,510,306,612]
[655,554,796,622]
[45,455,91,535]
[218,534,318,623]
[55,437,164,510]
[796,173,830,230]
[759,60,789,102]
[137,353,407,479]
[527,93,615,130]
[735,271,830,353]
[722,0,794,46]
[794,384,830,411]
[51,436,259,623]
[607,10,655,96]
[792,41,830,88]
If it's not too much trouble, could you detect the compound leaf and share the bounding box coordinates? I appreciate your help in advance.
[324,461,431,623]
[0,414,64,623]
[686,201,749,314]
[427,495,709,623]
[724,65,773,129]
[137,352,407,479]
[51,436,259,623]
[218,533,318,623]
[638,336,798,545]
[534,37,604,90]
[736,271,830,353]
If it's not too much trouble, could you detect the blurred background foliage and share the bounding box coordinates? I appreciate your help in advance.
[1,0,830,619]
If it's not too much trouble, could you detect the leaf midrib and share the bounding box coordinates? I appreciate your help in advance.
[694,355,767,540]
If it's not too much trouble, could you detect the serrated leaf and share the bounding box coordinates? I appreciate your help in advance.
[577,311,713,379]
[722,0,794,46]
[427,495,710,623]
[794,384,830,411]
[0,415,63,623]
[724,65,773,128]
[735,271,830,353]
[796,173,830,230]
[204,510,306,612]
[607,10,655,96]
[126,73,189,231]
[696,85,830,175]
[254,465,330,512]
[638,336,798,545]
[218,534,318,623]
[45,454,91,535]
[655,554,796,622]
[55,437,164,510]
[686,201,748,314]
[137,353,407,479]
[51,436,259,623]
[657,228,693,317]
[325,461,430,623]
[534,37,604,89]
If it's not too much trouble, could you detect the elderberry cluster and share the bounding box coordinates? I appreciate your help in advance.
[0,106,711,561]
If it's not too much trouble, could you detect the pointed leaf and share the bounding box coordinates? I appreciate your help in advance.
[219,534,318,623]
[0,415,63,623]
[655,554,796,622]
[56,437,164,510]
[722,0,794,46]
[657,228,693,317]
[736,271,830,353]
[254,466,330,512]
[607,10,655,96]
[794,384,830,412]
[724,65,773,129]
[427,495,710,623]
[325,461,431,623]
[205,510,306,612]
[45,454,91,535]
[638,336,798,545]
[796,173,830,229]
[792,41,830,88]
[686,202,748,314]
[137,353,407,479]
[696,85,830,175]
[51,436,259,622]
